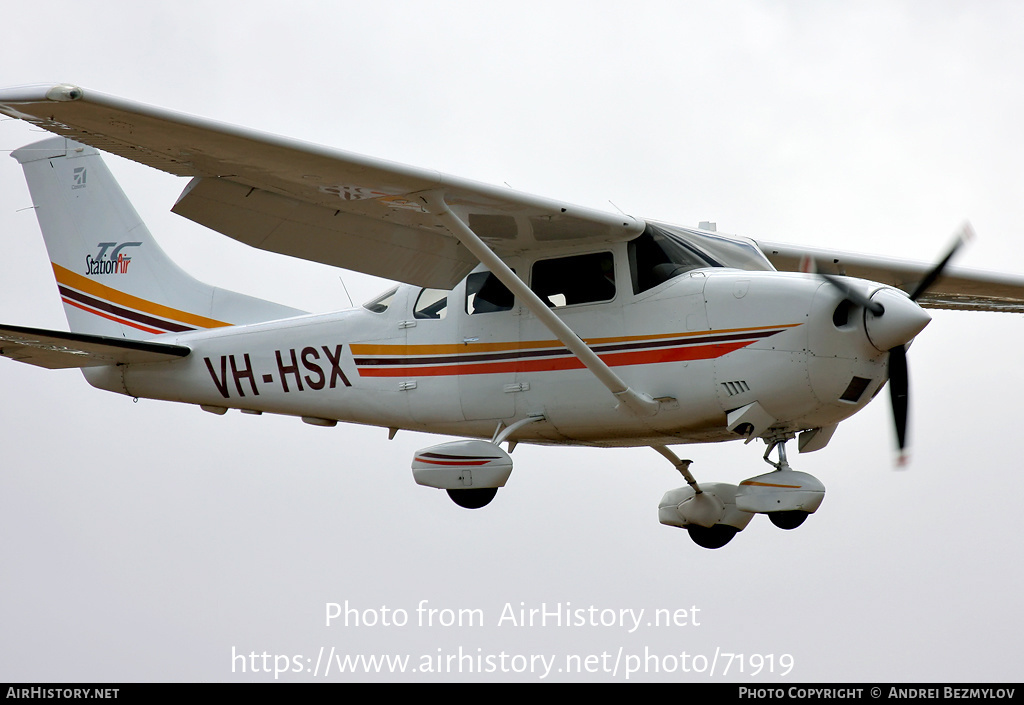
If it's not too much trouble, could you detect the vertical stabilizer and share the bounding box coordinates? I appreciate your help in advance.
[11,137,305,339]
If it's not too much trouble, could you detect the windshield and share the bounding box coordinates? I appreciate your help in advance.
[362,287,398,313]
[628,222,774,294]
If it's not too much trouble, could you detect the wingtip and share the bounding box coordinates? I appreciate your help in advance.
[45,83,84,102]
[0,83,82,104]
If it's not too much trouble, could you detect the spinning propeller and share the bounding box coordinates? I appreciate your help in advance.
[811,224,974,461]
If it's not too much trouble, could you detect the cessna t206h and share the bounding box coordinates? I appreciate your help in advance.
[4,84,1024,549]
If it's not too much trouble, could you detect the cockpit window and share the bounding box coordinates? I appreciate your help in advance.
[628,222,774,294]
[466,270,514,314]
[363,287,398,313]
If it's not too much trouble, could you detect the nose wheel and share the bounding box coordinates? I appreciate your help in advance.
[753,438,823,532]
[757,437,815,531]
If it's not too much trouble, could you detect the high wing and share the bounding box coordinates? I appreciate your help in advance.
[756,239,1024,312]
[5,83,1024,311]
[0,325,189,369]
[0,84,641,290]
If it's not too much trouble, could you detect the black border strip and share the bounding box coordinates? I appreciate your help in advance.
[59,285,195,333]
[354,329,783,367]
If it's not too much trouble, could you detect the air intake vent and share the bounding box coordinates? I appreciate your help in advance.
[840,376,872,403]
[721,380,750,397]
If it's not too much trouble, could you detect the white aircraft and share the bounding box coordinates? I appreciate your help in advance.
[3,83,1023,549]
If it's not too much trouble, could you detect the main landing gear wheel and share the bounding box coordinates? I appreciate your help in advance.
[686,524,738,549]
[768,510,810,530]
[447,488,498,509]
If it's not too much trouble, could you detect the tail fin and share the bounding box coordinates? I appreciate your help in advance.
[11,137,305,339]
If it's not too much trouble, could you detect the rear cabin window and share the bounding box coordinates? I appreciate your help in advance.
[531,252,615,308]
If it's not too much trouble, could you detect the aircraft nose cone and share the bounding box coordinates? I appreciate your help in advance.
[864,288,932,352]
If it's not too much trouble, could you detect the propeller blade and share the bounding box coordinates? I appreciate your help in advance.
[810,223,972,465]
[821,273,885,316]
[888,344,909,457]
[908,222,975,302]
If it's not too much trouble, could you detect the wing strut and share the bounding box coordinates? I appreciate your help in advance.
[418,190,662,417]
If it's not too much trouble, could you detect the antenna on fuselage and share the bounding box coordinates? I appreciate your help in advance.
[338,276,354,308]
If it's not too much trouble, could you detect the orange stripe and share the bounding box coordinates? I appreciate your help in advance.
[52,263,230,329]
[358,342,752,377]
[350,324,798,357]
[352,339,564,356]
[738,481,804,489]
[586,324,798,345]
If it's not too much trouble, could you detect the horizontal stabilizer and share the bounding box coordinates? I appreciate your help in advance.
[0,324,190,369]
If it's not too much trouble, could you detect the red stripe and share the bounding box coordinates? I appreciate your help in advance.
[414,458,493,466]
[63,297,167,335]
[359,341,752,378]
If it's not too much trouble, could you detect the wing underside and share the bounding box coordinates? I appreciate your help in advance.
[757,240,1024,313]
[4,84,1023,309]
[0,83,643,289]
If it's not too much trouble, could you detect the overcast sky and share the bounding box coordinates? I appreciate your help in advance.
[1,1,1022,682]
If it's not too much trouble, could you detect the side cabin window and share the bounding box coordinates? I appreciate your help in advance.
[413,288,449,319]
[531,252,615,308]
[466,270,514,314]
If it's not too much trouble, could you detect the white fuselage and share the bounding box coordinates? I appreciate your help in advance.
[83,258,894,448]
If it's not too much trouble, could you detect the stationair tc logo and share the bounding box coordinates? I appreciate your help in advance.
[85,241,141,276]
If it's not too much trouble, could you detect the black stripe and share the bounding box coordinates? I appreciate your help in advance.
[59,285,194,333]
[418,452,503,461]
[354,330,782,367]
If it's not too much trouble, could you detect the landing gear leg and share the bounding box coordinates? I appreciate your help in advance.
[762,435,795,472]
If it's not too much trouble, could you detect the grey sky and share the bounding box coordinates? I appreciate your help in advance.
[1,1,1021,682]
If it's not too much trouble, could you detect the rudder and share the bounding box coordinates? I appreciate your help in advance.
[11,137,305,339]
